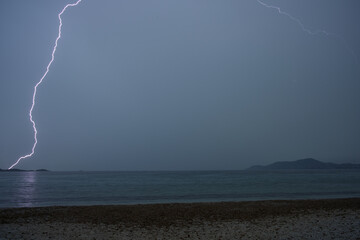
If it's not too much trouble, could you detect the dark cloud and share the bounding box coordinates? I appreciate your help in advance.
[1,0,360,170]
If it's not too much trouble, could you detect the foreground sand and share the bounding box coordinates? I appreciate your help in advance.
[1,198,359,239]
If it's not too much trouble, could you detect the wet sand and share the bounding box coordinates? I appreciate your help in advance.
[1,198,359,239]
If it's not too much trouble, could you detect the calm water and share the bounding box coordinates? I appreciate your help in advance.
[1,170,360,208]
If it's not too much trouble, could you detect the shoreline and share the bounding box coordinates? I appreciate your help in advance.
[1,198,360,239]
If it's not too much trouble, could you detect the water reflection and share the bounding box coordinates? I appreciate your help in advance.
[15,171,37,207]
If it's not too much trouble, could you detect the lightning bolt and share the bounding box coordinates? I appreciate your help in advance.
[7,0,357,169]
[256,0,331,36]
[8,0,83,169]
[256,0,358,64]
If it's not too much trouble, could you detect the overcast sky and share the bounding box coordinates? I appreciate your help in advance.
[1,0,360,171]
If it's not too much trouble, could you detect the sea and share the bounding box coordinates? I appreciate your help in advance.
[1,170,360,208]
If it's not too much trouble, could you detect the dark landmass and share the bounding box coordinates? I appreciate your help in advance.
[0,168,49,172]
[35,169,49,172]
[0,168,25,172]
[248,158,360,170]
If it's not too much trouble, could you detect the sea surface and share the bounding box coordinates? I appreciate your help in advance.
[1,170,360,208]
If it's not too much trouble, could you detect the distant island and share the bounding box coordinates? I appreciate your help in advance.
[247,158,360,170]
[0,168,49,172]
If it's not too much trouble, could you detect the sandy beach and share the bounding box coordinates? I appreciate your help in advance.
[1,198,359,239]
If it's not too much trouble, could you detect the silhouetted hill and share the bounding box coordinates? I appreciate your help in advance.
[0,168,26,172]
[0,168,49,172]
[247,158,360,170]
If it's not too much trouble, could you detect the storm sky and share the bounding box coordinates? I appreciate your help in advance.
[1,0,360,171]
